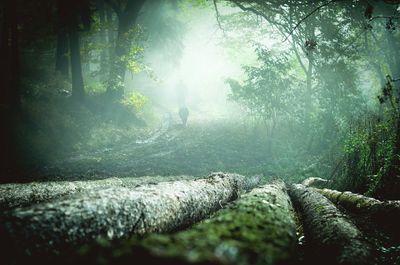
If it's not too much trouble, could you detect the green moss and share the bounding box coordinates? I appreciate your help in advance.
[79,183,297,265]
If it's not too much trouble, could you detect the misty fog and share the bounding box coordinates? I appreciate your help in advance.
[1,1,400,264]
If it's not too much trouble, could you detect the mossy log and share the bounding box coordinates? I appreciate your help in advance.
[289,184,372,265]
[1,173,260,255]
[0,175,197,210]
[74,181,297,265]
[315,188,400,240]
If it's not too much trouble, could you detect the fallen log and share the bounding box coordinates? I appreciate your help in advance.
[315,188,400,240]
[0,175,197,210]
[1,172,260,256]
[302,177,330,189]
[74,181,298,265]
[289,184,372,265]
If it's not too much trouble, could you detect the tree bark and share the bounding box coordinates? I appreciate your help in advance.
[106,0,146,98]
[105,5,114,61]
[69,30,85,100]
[0,175,198,210]
[55,30,69,78]
[315,187,400,240]
[95,0,108,76]
[65,182,297,265]
[385,29,400,94]
[289,184,372,265]
[56,0,87,100]
[1,173,260,255]
[0,0,20,107]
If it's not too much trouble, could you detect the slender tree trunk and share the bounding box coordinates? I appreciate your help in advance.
[105,5,114,61]
[0,0,20,107]
[9,0,19,107]
[69,30,85,100]
[96,0,108,75]
[106,0,146,98]
[364,32,385,87]
[304,22,315,131]
[55,30,69,78]
[0,0,20,176]
[0,3,10,106]
[106,18,130,97]
[305,54,313,122]
[385,29,400,95]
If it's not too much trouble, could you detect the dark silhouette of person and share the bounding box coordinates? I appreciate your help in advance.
[179,106,189,126]
[176,80,189,126]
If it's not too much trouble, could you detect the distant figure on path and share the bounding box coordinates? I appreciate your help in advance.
[176,80,189,126]
[179,106,189,126]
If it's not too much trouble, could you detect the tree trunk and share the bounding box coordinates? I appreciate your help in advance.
[289,184,372,265]
[0,175,197,210]
[314,187,400,240]
[95,0,108,76]
[105,5,114,62]
[1,173,260,255]
[106,0,146,98]
[69,29,85,100]
[385,28,400,95]
[304,21,315,131]
[55,30,69,78]
[106,21,129,98]
[57,182,297,265]
[0,0,20,107]
[315,188,400,212]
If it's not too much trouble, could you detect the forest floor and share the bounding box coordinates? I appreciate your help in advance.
[31,111,294,182]
[1,111,399,265]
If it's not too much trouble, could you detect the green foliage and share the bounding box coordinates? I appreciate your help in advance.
[335,111,397,194]
[121,91,149,114]
[85,81,106,95]
[120,25,146,74]
[227,48,300,126]
[125,46,145,74]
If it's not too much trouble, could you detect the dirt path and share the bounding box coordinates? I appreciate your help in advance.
[35,115,274,180]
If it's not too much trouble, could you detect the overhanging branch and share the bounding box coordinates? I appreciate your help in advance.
[282,0,336,42]
[213,0,227,35]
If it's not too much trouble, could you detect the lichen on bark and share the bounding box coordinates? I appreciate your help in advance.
[289,184,372,265]
[76,181,297,265]
[1,173,260,255]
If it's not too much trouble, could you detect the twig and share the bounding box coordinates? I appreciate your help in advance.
[213,0,227,35]
[283,0,337,42]
[231,0,274,24]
